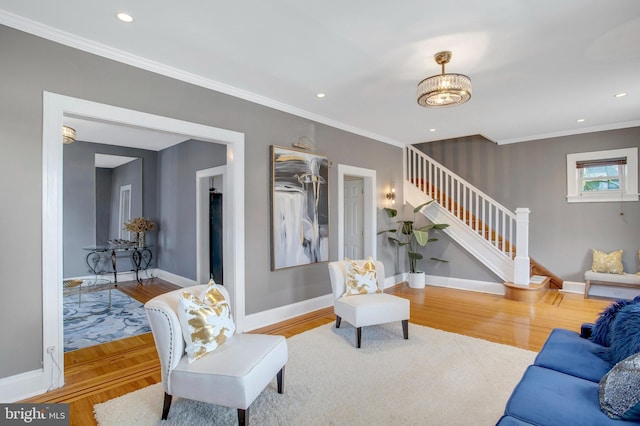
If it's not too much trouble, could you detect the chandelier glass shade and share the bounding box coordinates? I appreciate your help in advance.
[62,125,76,144]
[417,51,471,108]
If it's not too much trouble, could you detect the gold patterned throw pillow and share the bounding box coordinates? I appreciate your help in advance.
[178,280,236,363]
[343,257,381,296]
[592,249,625,275]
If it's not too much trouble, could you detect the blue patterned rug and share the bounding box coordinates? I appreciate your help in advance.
[63,288,151,352]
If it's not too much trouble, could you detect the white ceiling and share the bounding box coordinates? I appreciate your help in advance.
[2,1,640,146]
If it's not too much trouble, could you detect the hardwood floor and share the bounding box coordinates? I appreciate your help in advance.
[23,279,611,426]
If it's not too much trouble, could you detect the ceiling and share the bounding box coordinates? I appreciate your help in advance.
[1,0,640,147]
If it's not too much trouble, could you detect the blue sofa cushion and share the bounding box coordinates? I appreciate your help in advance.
[591,297,640,346]
[504,366,634,426]
[599,352,640,420]
[598,304,640,365]
[534,328,612,382]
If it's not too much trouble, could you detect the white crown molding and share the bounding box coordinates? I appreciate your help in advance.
[496,120,640,145]
[0,10,404,149]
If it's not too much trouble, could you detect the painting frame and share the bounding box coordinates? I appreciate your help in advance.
[270,145,329,270]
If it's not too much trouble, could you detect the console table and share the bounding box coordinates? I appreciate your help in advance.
[83,244,152,284]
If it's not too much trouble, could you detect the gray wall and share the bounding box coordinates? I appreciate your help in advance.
[62,142,156,278]
[0,25,402,378]
[415,128,640,282]
[156,139,227,279]
[95,167,112,245]
[108,158,143,241]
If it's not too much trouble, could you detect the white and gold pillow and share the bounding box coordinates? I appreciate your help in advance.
[343,257,381,296]
[178,280,236,363]
[592,249,624,275]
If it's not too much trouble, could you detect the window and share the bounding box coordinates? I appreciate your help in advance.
[567,147,638,203]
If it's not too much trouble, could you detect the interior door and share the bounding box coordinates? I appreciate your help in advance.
[343,178,364,259]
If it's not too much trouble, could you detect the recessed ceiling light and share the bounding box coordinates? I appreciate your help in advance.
[316,93,326,98]
[576,118,585,123]
[117,12,134,23]
[614,93,627,98]
[429,128,436,132]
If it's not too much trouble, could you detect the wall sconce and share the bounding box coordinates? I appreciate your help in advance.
[386,188,396,206]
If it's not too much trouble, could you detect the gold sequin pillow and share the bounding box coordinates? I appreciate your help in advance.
[343,257,381,296]
[592,249,625,275]
[178,280,236,363]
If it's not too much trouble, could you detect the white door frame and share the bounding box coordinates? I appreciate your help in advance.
[42,92,245,392]
[337,165,377,260]
[196,166,226,284]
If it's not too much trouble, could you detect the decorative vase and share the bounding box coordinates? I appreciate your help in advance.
[407,271,426,289]
[138,232,145,248]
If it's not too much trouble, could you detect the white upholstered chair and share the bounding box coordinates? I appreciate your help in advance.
[144,285,288,426]
[327,259,410,348]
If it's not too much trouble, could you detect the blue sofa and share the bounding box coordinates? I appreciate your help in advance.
[497,319,640,425]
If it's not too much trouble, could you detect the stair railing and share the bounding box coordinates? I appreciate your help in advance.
[404,145,531,285]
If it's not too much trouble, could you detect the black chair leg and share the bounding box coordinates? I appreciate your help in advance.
[356,327,362,348]
[335,315,342,328]
[402,319,409,339]
[161,392,173,420]
[277,367,285,394]
[238,408,248,426]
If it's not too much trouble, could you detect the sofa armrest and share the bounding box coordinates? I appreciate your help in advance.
[580,323,594,339]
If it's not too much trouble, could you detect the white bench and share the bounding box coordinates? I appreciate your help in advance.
[584,270,640,299]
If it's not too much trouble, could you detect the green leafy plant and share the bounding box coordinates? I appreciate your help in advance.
[378,200,449,273]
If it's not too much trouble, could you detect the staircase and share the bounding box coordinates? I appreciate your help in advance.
[402,145,562,298]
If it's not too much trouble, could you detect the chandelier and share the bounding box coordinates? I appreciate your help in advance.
[62,125,76,144]
[417,51,472,108]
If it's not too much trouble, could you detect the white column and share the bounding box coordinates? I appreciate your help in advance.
[513,208,531,286]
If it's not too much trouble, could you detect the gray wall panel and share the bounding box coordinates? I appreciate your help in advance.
[156,139,227,279]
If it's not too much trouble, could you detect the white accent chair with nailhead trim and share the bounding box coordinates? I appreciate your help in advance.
[145,285,288,426]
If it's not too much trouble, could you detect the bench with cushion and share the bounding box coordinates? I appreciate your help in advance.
[584,270,640,299]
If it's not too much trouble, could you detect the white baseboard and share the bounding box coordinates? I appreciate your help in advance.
[243,294,334,332]
[423,274,505,295]
[0,369,48,403]
[561,281,584,294]
[154,269,197,288]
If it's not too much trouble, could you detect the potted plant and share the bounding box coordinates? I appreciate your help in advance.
[378,200,449,289]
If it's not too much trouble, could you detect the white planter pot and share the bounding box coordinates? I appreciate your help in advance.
[407,271,426,289]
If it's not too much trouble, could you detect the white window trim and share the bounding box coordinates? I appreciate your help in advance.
[566,147,638,203]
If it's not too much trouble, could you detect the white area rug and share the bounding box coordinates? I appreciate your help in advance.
[94,322,536,425]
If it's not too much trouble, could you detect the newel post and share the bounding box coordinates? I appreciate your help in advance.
[514,208,531,286]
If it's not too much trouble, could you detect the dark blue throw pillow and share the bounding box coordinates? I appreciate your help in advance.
[591,296,640,346]
[599,303,640,365]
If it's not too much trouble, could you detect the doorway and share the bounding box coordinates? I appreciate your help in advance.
[343,177,364,259]
[42,92,246,391]
[336,165,377,261]
[196,166,226,285]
